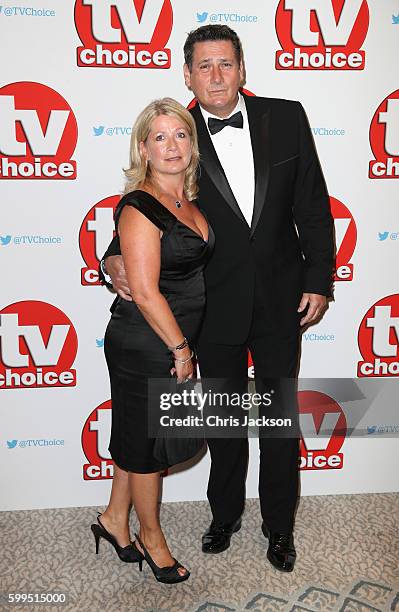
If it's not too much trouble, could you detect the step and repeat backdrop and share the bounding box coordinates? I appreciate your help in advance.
[1,1,398,511]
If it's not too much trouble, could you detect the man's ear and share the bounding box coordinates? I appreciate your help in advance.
[183,63,192,90]
[239,60,245,86]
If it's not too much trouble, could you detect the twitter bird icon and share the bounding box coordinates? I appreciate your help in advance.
[197,12,208,23]
[378,231,389,241]
[96,338,105,348]
[93,126,105,137]
[0,235,12,246]
[7,440,18,449]
[367,426,376,435]
[392,14,399,24]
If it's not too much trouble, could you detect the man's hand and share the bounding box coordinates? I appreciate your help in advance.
[297,293,327,326]
[104,255,132,301]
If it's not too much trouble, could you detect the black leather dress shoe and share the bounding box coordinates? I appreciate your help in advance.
[202,518,242,554]
[262,523,296,572]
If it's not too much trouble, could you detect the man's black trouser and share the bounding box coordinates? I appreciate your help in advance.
[196,300,300,533]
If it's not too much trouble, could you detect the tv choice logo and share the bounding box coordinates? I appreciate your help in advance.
[82,400,114,480]
[0,301,77,389]
[299,390,346,470]
[6,438,64,449]
[80,195,119,285]
[0,82,77,180]
[75,0,172,69]
[275,0,369,70]
[369,89,399,179]
[330,196,357,282]
[358,294,399,377]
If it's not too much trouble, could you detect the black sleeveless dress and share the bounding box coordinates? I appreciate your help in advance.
[104,190,215,473]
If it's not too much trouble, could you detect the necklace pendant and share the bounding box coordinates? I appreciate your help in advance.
[175,200,182,209]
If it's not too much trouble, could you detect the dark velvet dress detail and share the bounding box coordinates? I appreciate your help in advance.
[104,190,214,473]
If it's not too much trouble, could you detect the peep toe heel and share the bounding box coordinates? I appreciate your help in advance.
[134,532,190,584]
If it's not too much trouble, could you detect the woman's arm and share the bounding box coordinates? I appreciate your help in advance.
[118,205,193,381]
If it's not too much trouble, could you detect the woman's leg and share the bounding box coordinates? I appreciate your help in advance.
[100,464,132,547]
[130,471,187,576]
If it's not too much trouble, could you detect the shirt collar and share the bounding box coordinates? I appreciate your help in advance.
[199,92,246,135]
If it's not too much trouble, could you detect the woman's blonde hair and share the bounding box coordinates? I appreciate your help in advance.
[124,98,199,201]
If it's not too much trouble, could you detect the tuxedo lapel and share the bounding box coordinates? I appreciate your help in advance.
[191,103,247,224]
[244,95,271,236]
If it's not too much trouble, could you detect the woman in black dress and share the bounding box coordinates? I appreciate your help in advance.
[91,98,214,584]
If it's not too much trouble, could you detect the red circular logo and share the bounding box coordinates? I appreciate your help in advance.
[248,350,254,378]
[0,300,78,389]
[82,400,114,480]
[75,0,173,68]
[275,0,369,70]
[298,390,346,470]
[358,294,399,377]
[79,195,120,286]
[0,82,77,180]
[330,196,357,281]
[369,89,399,179]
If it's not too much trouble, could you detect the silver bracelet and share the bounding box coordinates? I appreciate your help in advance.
[174,350,194,364]
[168,337,188,351]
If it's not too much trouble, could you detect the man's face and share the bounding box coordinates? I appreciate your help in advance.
[184,40,244,118]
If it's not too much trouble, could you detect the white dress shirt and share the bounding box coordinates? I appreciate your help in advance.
[199,93,255,227]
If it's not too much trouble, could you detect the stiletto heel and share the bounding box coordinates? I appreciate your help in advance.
[131,541,143,571]
[90,514,144,564]
[91,525,100,554]
[134,533,190,584]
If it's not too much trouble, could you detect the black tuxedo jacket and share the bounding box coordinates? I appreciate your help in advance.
[103,93,334,345]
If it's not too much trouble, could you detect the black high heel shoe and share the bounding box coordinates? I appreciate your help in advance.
[134,533,190,584]
[91,514,143,564]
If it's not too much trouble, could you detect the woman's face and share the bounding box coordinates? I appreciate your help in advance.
[140,114,192,179]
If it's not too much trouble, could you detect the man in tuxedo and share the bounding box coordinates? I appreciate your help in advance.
[102,25,334,572]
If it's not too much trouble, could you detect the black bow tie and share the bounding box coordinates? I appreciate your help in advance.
[207,111,243,135]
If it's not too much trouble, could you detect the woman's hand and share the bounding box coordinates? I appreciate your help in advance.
[170,347,194,383]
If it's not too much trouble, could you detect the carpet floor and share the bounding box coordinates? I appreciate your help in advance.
[1,494,399,612]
